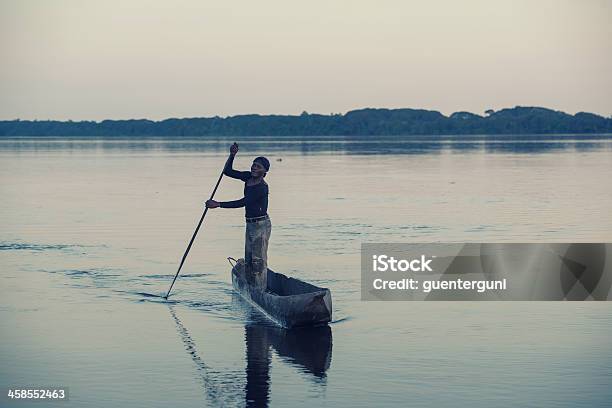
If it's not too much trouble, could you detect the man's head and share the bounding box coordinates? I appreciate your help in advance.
[251,156,270,178]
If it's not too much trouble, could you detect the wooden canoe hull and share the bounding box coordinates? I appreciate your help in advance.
[231,259,332,329]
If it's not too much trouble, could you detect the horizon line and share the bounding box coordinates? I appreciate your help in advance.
[2,105,611,123]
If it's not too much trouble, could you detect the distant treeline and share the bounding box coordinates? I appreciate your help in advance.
[1,106,611,136]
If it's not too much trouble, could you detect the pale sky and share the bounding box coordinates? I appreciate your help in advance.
[1,0,610,120]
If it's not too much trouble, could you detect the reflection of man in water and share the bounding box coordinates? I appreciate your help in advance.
[243,324,332,407]
[170,303,331,408]
[206,143,271,290]
[245,325,271,407]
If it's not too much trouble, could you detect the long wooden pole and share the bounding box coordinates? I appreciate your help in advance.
[164,153,231,299]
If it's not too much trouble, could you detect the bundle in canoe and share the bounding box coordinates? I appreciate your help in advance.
[229,258,332,329]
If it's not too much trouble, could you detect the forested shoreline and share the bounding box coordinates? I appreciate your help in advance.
[1,106,610,136]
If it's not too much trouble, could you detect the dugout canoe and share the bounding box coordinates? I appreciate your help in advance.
[229,257,332,329]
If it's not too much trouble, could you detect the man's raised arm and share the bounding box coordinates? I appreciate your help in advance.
[224,143,250,181]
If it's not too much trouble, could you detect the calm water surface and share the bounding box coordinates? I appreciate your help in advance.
[1,135,611,407]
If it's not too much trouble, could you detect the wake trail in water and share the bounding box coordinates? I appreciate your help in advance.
[0,241,105,252]
[21,242,348,329]
[331,316,352,325]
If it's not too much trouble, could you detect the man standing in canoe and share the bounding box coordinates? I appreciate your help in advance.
[206,143,271,290]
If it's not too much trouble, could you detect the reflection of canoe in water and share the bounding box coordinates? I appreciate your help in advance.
[170,304,332,408]
[265,325,332,377]
[230,258,332,329]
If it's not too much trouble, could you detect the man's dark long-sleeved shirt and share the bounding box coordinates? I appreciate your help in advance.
[220,156,269,218]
